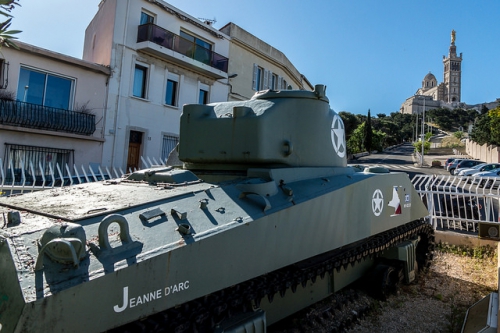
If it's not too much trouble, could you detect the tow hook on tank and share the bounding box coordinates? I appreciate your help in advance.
[90,214,143,260]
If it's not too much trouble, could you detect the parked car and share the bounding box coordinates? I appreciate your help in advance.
[444,158,455,169]
[447,158,464,174]
[472,169,500,188]
[453,160,485,175]
[436,194,481,230]
[458,163,500,177]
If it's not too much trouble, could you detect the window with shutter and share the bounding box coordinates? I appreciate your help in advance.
[252,64,258,91]
[263,70,269,90]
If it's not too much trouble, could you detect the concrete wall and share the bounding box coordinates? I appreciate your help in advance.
[466,139,500,163]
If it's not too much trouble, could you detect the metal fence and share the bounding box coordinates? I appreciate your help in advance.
[0,100,96,135]
[137,23,229,73]
[0,156,170,196]
[412,174,500,233]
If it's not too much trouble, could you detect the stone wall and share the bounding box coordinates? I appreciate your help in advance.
[466,139,500,163]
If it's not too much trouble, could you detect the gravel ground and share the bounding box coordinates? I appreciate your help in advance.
[347,249,497,333]
[271,247,497,333]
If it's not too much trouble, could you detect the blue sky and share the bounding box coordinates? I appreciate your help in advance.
[10,0,500,115]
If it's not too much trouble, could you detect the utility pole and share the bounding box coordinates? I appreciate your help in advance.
[421,97,425,165]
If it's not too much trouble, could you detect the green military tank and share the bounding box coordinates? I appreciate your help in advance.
[0,85,433,332]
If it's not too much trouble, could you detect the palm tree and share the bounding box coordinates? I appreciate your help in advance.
[0,0,21,49]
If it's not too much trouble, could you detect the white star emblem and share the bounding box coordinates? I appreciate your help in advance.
[372,189,384,216]
[331,114,346,158]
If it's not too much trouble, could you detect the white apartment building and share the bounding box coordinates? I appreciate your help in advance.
[0,41,110,181]
[220,22,313,101]
[83,0,230,170]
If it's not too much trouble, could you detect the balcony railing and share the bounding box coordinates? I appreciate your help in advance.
[137,23,228,73]
[0,100,96,136]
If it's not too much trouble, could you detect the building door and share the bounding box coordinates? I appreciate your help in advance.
[127,130,143,171]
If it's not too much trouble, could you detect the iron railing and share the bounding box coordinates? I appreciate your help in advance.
[137,23,228,73]
[0,155,170,196]
[412,174,500,233]
[0,100,96,135]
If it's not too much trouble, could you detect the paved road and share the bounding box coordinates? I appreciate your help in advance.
[349,143,451,178]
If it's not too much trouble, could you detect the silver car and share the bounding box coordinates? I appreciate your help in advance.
[472,169,500,188]
[458,163,500,177]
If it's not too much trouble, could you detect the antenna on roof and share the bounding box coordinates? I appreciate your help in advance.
[198,17,216,25]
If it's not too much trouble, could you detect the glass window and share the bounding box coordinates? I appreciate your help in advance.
[133,64,147,98]
[271,74,278,90]
[16,67,73,109]
[199,89,208,104]
[165,79,178,106]
[255,67,263,91]
[180,31,212,65]
[45,75,72,109]
[140,12,154,25]
[180,31,212,52]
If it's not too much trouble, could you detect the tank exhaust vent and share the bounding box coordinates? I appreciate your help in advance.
[314,84,327,99]
[233,106,252,118]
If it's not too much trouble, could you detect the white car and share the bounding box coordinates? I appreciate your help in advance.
[458,163,500,177]
[471,169,500,188]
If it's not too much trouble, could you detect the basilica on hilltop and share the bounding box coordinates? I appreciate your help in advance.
[400,30,464,114]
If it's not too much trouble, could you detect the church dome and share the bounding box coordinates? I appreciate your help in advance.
[422,72,437,90]
[424,72,436,81]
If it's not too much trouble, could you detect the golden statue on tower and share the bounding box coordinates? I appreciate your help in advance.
[451,29,456,44]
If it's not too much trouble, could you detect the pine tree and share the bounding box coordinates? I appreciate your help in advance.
[363,109,373,152]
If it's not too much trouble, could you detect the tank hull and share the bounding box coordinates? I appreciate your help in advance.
[0,167,428,332]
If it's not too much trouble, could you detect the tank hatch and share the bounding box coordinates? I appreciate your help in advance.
[0,169,211,222]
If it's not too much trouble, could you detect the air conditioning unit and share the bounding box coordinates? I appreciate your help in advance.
[478,222,500,240]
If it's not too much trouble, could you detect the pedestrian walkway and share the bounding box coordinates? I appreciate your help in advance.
[350,163,421,171]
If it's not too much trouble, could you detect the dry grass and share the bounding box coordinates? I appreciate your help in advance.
[440,136,465,148]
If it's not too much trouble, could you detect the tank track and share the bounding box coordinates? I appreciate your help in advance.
[270,288,375,332]
[109,219,434,333]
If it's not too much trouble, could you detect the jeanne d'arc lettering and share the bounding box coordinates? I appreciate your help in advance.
[114,281,190,313]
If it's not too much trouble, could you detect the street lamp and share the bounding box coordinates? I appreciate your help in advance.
[415,113,418,142]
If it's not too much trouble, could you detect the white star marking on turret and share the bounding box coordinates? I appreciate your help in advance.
[331,114,346,158]
[372,189,384,216]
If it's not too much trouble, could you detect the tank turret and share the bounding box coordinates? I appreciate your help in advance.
[179,85,346,171]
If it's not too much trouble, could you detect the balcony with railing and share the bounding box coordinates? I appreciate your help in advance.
[0,100,96,136]
[137,23,228,79]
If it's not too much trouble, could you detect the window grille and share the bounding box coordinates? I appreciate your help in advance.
[4,143,74,177]
[161,135,179,162]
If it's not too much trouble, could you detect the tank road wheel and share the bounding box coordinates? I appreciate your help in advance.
[416,224,435,273]
[363,263,403,301]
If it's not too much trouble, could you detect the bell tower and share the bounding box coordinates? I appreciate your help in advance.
[442,30,462,102]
